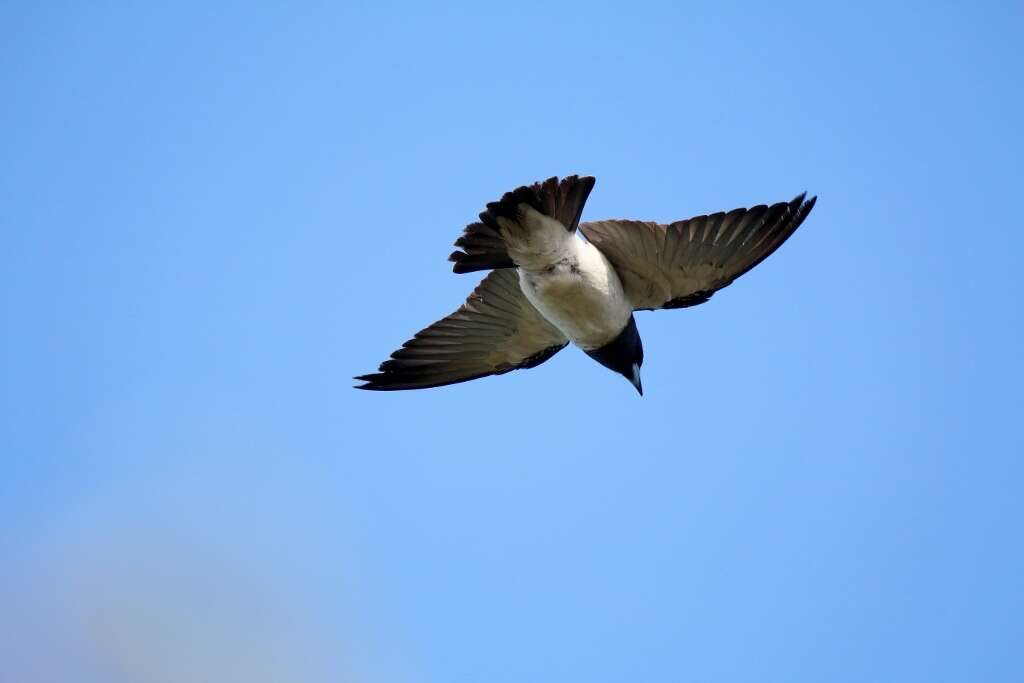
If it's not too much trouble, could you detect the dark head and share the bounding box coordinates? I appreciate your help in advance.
[584,315,645,395]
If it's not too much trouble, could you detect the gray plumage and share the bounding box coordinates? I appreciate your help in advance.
[580,193,816,311]
[354,269,568,390]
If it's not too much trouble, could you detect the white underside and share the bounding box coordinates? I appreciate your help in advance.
[498,206,632,350]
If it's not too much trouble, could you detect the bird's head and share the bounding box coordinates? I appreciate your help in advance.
[585,315,645,395]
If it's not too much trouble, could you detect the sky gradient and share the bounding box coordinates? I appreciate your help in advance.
[2,3,1023,682]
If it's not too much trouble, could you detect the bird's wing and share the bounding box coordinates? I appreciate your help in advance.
[355,269,569,391]
[579,193,816,311]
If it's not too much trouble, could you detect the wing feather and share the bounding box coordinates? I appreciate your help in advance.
[355,269,568,391]
[580,194,816,311]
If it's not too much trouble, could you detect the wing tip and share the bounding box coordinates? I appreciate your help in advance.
[353,373,383,390]
[792,192,817,228]
[352,369,501,392]
[793,191,817,212]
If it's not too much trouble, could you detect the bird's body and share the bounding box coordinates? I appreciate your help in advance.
[355,176,816,395]
[509,208,632,350]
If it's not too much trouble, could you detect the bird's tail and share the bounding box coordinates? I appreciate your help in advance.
[448,175,596,274]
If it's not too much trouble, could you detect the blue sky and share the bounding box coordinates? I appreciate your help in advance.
[2,2,1022,681]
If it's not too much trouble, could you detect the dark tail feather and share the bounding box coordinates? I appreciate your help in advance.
[449,175,596,274]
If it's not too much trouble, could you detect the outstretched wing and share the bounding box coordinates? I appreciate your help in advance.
[579,193,816,311]
[355,269,568,391]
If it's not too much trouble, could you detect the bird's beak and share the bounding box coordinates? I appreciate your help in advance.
[629,363,643,396]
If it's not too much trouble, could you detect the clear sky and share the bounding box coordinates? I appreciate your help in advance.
[2,2,1022,682]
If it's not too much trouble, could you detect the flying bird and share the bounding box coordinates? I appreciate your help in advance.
[355,176,816,395]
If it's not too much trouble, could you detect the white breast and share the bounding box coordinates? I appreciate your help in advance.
[517,237,633,350]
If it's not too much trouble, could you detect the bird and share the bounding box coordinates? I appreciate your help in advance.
[355,176,816,395]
